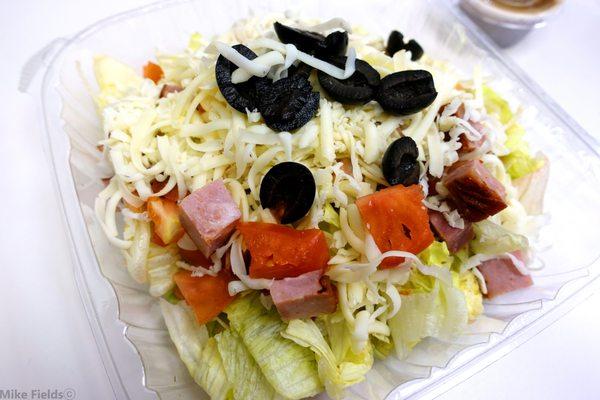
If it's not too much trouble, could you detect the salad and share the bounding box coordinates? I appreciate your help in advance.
[93,13,549,400]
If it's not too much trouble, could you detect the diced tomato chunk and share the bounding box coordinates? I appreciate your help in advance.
[237,222,330,280]
[173,269,235,325]
[147,197,184,245]
[143,62,164,84]
[356,184,434,268]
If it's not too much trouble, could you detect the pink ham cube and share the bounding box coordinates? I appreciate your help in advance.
[179,180,241,258]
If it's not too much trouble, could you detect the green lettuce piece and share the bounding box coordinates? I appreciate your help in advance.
[483,85,512,125]
[162,289,180,305]
[418,241,453,268]
[455,271,483,321]
[159,300,231,399]
[503,151,544,180]
[451,247,470,272]
[502,123,544,180]
[215,330,277,400]
[389,280,468,359]
[402,269,437,294]
[482,85,543,180]
[321,313,374,386]
[226,294,322,399]
[372,336,394,360]
[196,338,232,400]
[283,319,373,400]
[148,261,177,297]
[323,203,340,228]
[319,203,341,234]
[188,32,203,52]
[93,55,143,108]
[471,219,528,255]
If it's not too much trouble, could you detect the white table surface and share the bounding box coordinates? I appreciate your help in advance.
[1,1,599,399]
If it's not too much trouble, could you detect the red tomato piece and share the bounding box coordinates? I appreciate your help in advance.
[238,222,330,280]
[143,62,164,84]
[147,197,184,245]
[356,184,434,268]
[173,269,235,325]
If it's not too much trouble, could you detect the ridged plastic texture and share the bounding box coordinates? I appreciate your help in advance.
[33,0,600,399]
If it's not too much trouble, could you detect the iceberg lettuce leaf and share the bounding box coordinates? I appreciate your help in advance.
[322,313,374,386]
[418,241,453,268]
[93,55,144,108]
[471,219,528,255]
[483,85,512,125]
[500,121,544,181]
[215,329,277,400]
[159,300,231,400]
[226,294,322,399]
[282,319,373,400]
[389,280,468,359]
[455,271,483,321]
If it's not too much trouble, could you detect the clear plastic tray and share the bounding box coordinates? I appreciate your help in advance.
[26,0,600,399]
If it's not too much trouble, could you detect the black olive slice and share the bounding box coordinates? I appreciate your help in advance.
[382,137,420,186]
[287,62,314,79]
[260,162,316,224]
[257,74,320,132]
[274,22,326,54]
[317,56,380,105]
[405,39,424,61]
[386,31,424,61]
[386,30,405,56]
[215,44,266,113]
[375,70,437,115]
[321,30,349,57]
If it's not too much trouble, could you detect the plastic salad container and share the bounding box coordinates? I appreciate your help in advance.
[25,0,600,398]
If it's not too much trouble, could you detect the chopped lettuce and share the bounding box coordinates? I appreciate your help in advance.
[93,55,143,108]
[471,219,528,255]
[402,269,437,294]
[389,280,468,359]
[283,319,373,399]
[187,32,204,52]
[483,85,512,125]
[215,329,277,400]
[451,247,470,272]
[226,294,322,399]
[196,338,232,400]
[159,300,231,399]
[322,314,374,391]
[322,203,341,229]
[502,123,544,180]
[418,241,453,268]
[147,261,178,297]
[482,85,543,180]
[454,271,483,321]
[372,336,394,360]
[162,289,180,305]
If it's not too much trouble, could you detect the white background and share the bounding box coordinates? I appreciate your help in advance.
[1,1,600,399]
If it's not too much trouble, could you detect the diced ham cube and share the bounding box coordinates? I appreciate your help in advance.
[428,210,474,253]
[179,180,241,258]
[270,270,338,321]
[442,160,507,222]
[478,254,533,298]
[160,84,183,98]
